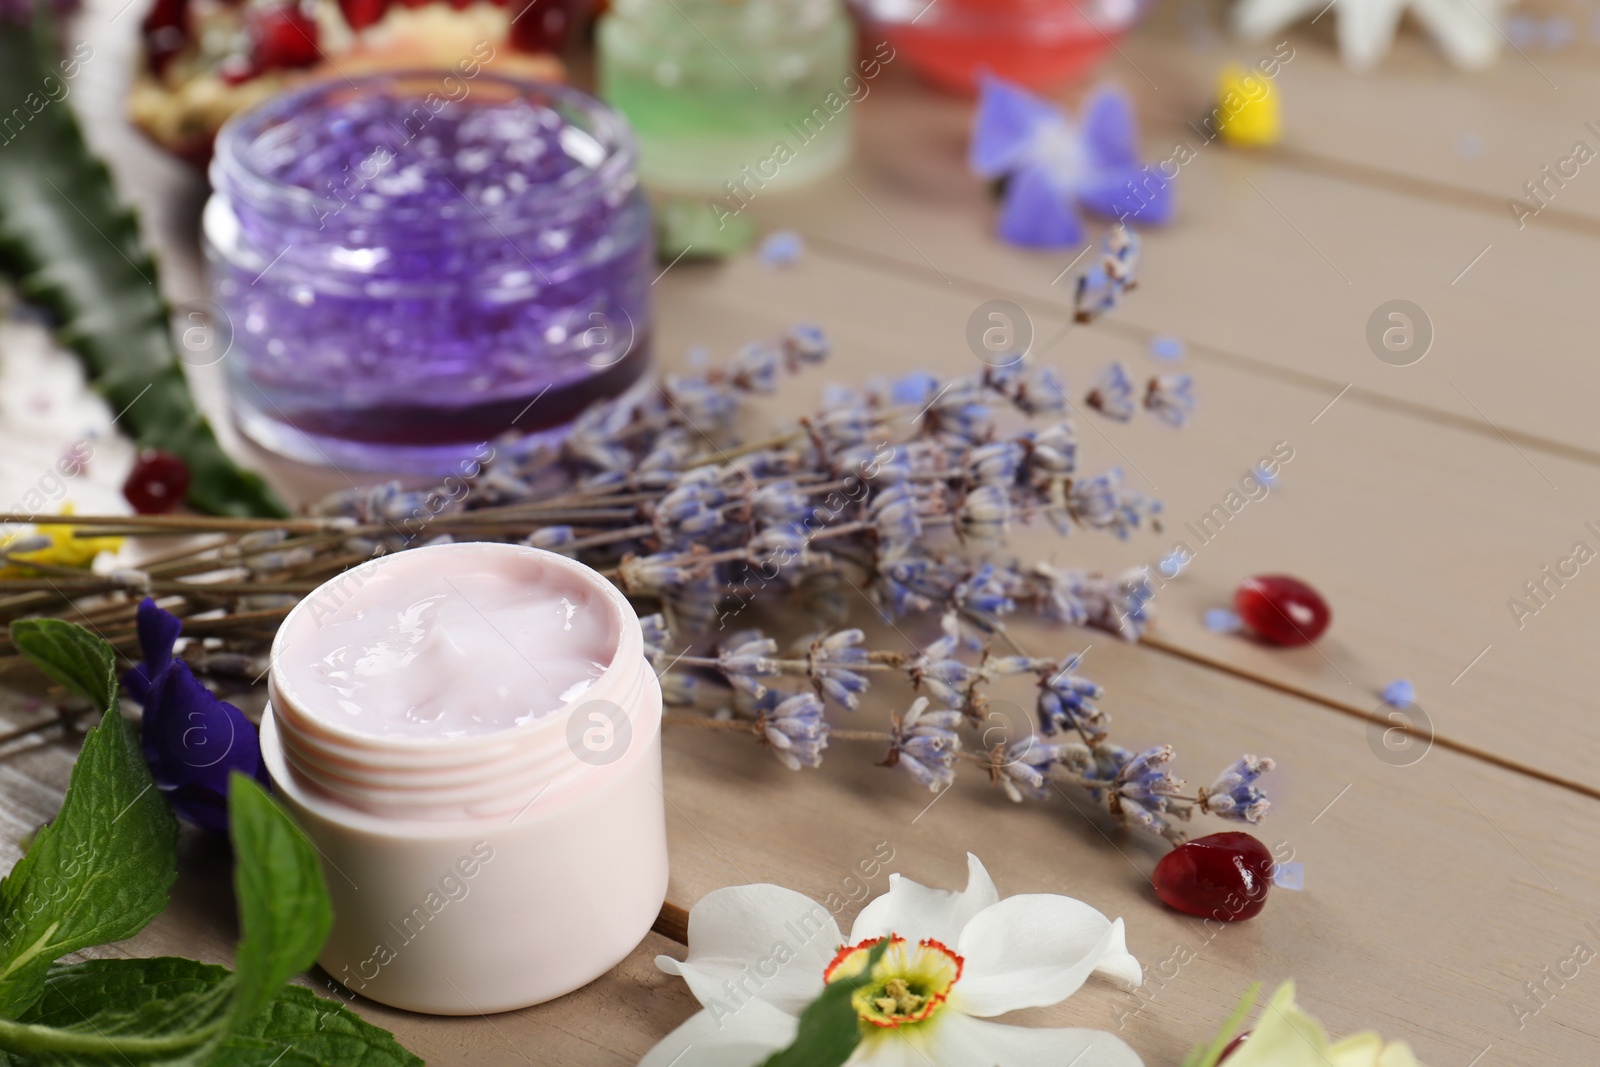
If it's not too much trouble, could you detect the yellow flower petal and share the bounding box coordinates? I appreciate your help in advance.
[1215,64,1282,147]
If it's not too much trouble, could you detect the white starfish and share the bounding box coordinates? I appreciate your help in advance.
[1233,0,1514,70]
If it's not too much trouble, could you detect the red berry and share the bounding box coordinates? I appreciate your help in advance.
[141,0,191,77]
[338,0,388,29]
[1233,574,1330,647]
[509,0,580,52]
[1151,831,1273,921]
[1219,1032,1251,1062]
[249,2,322,72]
[123,451,191,515]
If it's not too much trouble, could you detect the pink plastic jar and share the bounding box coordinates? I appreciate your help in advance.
[261,541,668,1014]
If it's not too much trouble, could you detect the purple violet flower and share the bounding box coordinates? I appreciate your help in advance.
[122,598,269,832]
[970,78,1174,250]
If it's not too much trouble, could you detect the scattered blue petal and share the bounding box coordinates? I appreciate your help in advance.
[759,230,804,267]
[122,598,269,832]
[1204,607,1243,633]
[1272,862,1305,890]
[969,76,1065,177]
[997,162,1084,249]
[972,77,1172,250]
[1382,678,1415,707]
[1148,334,1185,361]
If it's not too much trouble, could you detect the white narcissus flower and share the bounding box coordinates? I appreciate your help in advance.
[1223,982,1425,1067]
[1233,0,1510,71]
[639,854,1145,1067]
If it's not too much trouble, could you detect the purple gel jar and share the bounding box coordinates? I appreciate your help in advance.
[204,71,652,472]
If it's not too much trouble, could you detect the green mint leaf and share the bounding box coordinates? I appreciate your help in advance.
[758,940,887,1067]
[11,959,418,1067]
[0,707,177,1017]
[0,959,230,1065]
[225,776,332,1031]
[223,985,423,1067]
[8,619,117,712]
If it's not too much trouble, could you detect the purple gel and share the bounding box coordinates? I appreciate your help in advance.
[205,72,652,472]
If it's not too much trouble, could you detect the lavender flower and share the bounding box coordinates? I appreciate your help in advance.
[122,598,269,832]
[639,612,673,668]
[1110,744,1185,834]
[886,697,963,791]
[1200,755,1276,823]
[958,484,1012,542]
[807,629,871,710]
[869,484,923,549]
[782,323,831,367]
[717,632,779,697]
[967,441,1024,486]
[1145,374,1196,428]
[993,735,1090,802]
[1036,655,1107,737]
[1086,363,1137,421]
[757,691,829,770]
[907,613,975,707]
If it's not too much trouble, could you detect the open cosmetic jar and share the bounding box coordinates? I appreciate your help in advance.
[205,72,653,474]
[261,541,668,1014]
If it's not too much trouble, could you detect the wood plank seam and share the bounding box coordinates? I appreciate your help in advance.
[798,232,1600,470]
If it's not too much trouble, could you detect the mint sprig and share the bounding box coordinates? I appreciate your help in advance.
[758,940,887,1067]
[0,626,177,1018]
[0,620,420,1066]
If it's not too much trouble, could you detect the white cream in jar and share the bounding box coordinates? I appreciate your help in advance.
[262,541,668,1014]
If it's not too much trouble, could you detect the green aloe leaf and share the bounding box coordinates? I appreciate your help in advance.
[0,10,286,518]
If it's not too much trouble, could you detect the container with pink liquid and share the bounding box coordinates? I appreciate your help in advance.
[262,541,667,1014]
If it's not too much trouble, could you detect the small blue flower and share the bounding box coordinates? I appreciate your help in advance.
[123,598,268,832]
[782,323,831,366]
[952,562,1017,620]
[1111,744,1185,834]
[1382,679,1416,707]
[756,691,829,770]
[994,735,1090,802]
[1036,655,1107,737]
[808,629,871,710]
[967,441,1024,486]
[970,78,1174,250]
[729,342,784,393]
[717,632,779,697]
[1201,754,1275,823]
[869,484,924,550]
[1145,374,1196,428]
[1087,362,1137,421]
[887,697,963,791]
[957,484,1012,543]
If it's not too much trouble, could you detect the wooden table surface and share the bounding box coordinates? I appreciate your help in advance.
[4,0,1598,1063]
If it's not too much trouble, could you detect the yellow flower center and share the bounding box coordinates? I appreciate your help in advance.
[823,935,963,1029]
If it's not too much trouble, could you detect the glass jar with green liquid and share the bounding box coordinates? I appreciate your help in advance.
[598,0,857,196]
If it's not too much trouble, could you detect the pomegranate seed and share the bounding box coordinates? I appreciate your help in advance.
[1233,574,1330,647]
[1151,831,1273,921]
[509,0,580,52]
[338,0,388,29]
[1218,1032,1251,1061]
[249,2,322,72]
[123,451,191,515]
